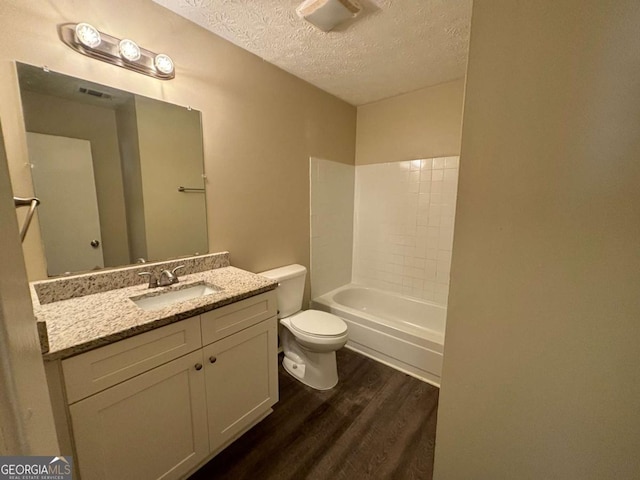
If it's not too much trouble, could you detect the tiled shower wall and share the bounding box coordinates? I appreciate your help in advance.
[352,157,459,305]
[310,158,355,297]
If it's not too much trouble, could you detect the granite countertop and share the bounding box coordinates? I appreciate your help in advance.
[34,266,277,361]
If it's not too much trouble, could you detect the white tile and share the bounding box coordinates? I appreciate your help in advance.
[442,192,458,207]
[441,203,456,217]
[414,258,426,269]
[444,156,459,169]
[389,244,403,255]
[435,291,449,305]
[351,158,457,295]
[439,250,453,263]
[437,258,451,275]
[440,215,454,227]
[425,260,437,275]
[414,248,427,259]
[424,280,436,290]
[433,157,446,169]
[419,181,431,194]
[436,272,449,284]
[444,168,458,183]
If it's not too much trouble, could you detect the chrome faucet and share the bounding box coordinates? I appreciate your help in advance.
[138,265,185,288]
[158,265,185,287]
[138,271,158,288]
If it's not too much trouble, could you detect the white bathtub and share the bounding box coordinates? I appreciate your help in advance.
[311,284,445,387]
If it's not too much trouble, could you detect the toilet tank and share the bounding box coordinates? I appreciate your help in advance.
[259,264,307,318]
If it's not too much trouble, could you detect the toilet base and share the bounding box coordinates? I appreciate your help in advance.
[282,350,338,391]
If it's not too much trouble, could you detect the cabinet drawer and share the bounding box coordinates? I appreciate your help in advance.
[62,316,202,403]
[201,291,277,346]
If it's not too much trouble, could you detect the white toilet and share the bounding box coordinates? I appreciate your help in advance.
[260,264,348,390]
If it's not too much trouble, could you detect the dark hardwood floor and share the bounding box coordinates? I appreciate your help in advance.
[189,348,439,480]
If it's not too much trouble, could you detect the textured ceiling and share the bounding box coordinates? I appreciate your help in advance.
[152,0,471,105]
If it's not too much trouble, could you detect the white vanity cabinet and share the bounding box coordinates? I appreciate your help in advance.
[204,320,278,452]
[47,291,278,480]
[69,349,209,480]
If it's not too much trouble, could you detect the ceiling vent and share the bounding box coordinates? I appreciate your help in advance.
[78,86,112,100]
[296,0,362,32]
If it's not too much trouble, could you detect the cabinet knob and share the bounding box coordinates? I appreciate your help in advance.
[209,356,217,364]
[194,363,203,371]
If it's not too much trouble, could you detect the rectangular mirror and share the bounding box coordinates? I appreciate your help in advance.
[17,63,208,276]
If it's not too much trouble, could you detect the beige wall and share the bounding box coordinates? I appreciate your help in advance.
[135,96,208,262]
[116,98,147,263]
[0,0,356,304]
[355,79,464,165]
[20,90,130,268]
[435,1,640,478]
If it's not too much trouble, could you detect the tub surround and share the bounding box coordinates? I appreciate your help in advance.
[309,158,355,298]
[353,157,458,306]
[32,253,277,360]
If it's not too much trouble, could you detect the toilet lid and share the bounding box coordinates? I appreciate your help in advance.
[291,310,347,337]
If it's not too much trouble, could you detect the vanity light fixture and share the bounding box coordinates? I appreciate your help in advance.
[118,39,141,62]
[75,23,101,48]
[59,22,175,80]
[154,54,174,75]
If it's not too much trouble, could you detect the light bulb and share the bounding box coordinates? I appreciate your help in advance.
[119,39,141,61]
[75,23,101,48]
[154,54,174,74]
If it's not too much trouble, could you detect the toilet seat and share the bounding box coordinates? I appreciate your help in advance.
[290,310,347,338]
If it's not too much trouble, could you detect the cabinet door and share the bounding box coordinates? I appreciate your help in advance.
[69,350,208,480]
[204,317,278,453]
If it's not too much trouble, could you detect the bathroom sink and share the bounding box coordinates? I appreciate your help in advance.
[131,283,221,311]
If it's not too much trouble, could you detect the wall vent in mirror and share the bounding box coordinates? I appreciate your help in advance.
[78,87,112,100]
[59,22,175,80]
